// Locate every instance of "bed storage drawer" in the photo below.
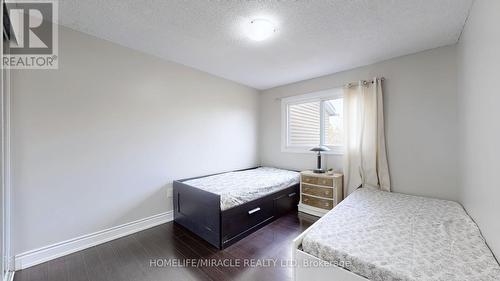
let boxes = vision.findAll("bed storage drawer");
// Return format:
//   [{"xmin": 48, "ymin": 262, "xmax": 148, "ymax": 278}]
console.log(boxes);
[
  {"xmin": 221, "ymin": 198, "xmax": 274, "ymax": 244},
  {"xmin": 274, "ymin": 190, "xmax": 299, "ymax": 216},
  {"xmin": 302, "ymin": 194, "xmax": 333, "ymax": 210}
]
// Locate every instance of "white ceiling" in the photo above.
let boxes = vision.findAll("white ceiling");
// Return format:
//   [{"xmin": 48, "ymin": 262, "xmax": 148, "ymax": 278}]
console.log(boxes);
[{"xmin": 59, "ymin": 0, "xmax": 473, "ymax": 90}]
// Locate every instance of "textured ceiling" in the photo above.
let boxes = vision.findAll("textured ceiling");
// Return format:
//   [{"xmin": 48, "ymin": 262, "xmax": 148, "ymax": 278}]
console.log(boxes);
[{"xmin": 59, "ymin": 0, "xmax": 473, "ymax": 90}]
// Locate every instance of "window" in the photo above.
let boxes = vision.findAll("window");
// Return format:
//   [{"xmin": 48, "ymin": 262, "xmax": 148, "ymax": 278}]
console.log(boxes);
[{"xmin": 281, "ymin": 89, "xmax": 344, "ymax": 154}]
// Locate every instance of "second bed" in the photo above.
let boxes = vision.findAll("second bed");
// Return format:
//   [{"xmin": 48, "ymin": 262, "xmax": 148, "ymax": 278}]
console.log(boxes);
[{"xmin": 293, "ymin": 188, "xmax": 500, "ymax": 281}]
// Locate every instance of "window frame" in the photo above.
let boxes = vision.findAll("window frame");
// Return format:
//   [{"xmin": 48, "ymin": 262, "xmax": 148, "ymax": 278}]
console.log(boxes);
[{"xmin": 281, "ymin": 88, "xmax": 344, "ymax": 155}]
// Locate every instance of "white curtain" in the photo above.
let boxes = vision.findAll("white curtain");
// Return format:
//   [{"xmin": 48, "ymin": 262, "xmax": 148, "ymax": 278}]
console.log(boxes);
[{"xmin": 343, "ymin": 78, "xmax": 391, "ymax": 196}]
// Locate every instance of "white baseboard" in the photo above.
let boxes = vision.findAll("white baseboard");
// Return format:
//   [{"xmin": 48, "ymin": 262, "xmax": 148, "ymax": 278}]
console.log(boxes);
[
  {"xmin": 3, "ymin": 271, "xmax": 14, "ymax": 281},
  {"xmin": 14, "ymin": 211, "xmax": 173, "ymax": 270}
]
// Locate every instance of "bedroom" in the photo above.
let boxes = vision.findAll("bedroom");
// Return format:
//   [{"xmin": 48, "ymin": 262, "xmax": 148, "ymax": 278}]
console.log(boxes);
[{"xmin": 0, "ymin": 0, "xmax": 499, "ymax": 281}]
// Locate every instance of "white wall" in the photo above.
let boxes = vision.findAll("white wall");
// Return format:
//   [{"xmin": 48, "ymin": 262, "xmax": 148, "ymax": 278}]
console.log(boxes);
[
  {"xmin": 457, "ymin": 0, "xmax": 500, "ymax": 257},
  {"xmin": 260, "ymin": 46, "xmax": 459, "ymax": 201},
  {"xmin": 11, "ymin": 26, "xmax": 259, "ymax": 255}
]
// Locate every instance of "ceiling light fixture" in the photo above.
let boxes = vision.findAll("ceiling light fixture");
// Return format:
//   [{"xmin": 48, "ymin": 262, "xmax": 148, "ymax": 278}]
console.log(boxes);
[{"xmin": 245, "ymin": 18, "xmax": 276, "ymax": 42}]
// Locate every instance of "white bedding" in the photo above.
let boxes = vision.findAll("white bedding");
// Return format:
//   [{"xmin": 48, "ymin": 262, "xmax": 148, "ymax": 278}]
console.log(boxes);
[
  {"xmin": 183, "ymin": 167, "xmax": 300, "ymax": 211},
  {"xmin": 302, "ymin": 188, "xmax": 500, "ymax": 281}
]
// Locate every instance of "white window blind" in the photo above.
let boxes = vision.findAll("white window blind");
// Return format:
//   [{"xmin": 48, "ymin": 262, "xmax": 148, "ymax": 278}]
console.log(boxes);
[{"xmin": 287, "ymin": 101, "xmax": 320, "ymax": 146}]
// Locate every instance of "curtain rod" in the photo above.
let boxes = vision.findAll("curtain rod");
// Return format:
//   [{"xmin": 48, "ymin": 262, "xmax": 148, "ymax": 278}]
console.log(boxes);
[
  {"xmin": 345, "ymin": 77, "xmax": 385, "ymax": 88},
  {"xmin": 274, "ymin": 77, "xmax": 385, "ymax": 101}
]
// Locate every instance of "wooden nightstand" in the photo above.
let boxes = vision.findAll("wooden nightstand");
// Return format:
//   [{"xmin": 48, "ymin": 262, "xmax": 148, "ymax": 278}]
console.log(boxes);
[{"xmin": 298, "ymin": 171, "xmax": 343, "ymax": 217}]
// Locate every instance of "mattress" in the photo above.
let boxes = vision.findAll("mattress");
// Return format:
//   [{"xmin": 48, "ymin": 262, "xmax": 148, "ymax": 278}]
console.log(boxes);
[
  {"xmin": 183, "ymin": 167, "xmax": 300, "ymax": 211},
  {"xmin": 301, "ymin": 188, "xmax": 500, "ymax": 281}
]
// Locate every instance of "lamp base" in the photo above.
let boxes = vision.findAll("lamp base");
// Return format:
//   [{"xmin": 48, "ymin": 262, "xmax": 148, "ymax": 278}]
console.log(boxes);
[{"xmin": 312, "ymin": 169, "xmax": 326, "ymax": 174}]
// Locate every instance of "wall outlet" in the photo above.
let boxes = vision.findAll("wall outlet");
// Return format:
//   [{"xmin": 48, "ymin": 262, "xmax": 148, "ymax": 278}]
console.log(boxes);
[{"xmin": 166, "ymin": 186, "xmax": 173, "ymax": 198}]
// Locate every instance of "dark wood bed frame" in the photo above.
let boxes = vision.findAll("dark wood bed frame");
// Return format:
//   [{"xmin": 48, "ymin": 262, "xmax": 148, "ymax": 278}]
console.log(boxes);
[{"xmin": 173, "ymin": 167, "xmax": 300, "ymax": 249}]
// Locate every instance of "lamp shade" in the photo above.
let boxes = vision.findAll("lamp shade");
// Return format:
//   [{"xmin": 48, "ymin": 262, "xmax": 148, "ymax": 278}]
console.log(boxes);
[{"xmin": 310, "ymin": 146, "xmax": 330, "ymax": 152}]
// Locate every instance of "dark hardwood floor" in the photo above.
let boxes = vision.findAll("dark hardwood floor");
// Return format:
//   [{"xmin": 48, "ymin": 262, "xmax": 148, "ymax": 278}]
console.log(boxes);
[{"xmin": 14, "ymin": 211, "xmax": 318, "ymax": 281}]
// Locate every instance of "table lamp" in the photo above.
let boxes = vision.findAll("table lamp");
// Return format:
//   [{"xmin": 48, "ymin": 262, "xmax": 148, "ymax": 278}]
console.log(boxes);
[{"xmin": 310, "ymin": 146, "xmax": 330, "ymax": 173}]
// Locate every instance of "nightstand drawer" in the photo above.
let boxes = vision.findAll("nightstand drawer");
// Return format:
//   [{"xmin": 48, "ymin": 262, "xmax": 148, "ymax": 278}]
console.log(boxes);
[
  {"xmin": 302, "ymin": 184, "xmax": 334, "ymax": 199},
  {"xmin": 301, "ymin": 175, "xmax": 317, "ymax": 185},
  {"xmin": 301, "ymin": 195, "xmax": 333, "ymax": 210},
  {"xmin": 316, "ymin": 177, "xmax": 333, "ymax": 186}
]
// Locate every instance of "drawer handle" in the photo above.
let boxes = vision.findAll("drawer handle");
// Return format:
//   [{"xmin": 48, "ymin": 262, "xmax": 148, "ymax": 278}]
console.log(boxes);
[
  {"xmin": 288, "ymin": 192, "xmax": 296, "ymax": 197},
  {"xmin": 304, "ymin": 198, "xmax": 309, "ymax": 202},
  {"xmin": 248, "ymin": 207, "xmax": 261, "ymax": 215}
]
